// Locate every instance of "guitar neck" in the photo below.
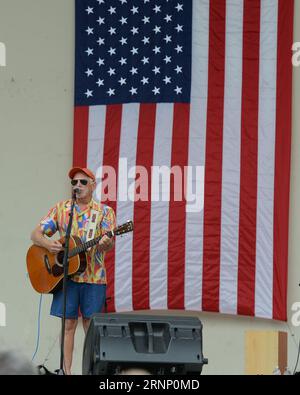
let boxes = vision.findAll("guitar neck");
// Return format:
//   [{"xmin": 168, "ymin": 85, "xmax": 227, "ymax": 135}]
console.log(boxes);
[{"xmin": 69, "ymin": 230, "xmax": 113, "ymax": 258}]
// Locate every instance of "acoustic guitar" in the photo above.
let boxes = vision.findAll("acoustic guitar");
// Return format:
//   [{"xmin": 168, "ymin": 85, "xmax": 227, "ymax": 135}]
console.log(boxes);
[{"xmin": 26, "ymin": 221, "xmax": 133, "ymax": 294}]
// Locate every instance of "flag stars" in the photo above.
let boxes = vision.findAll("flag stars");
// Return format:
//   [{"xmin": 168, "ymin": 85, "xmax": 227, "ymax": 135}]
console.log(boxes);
[
  {"xmin": 141, "ymin": 76, "xmax": 149, "ymax": 85},
  {"xmin": 175, "ymin": 45, "xmax": 183, "ymax": 53},
  {"xmin": 80, "ymin": 0, "xmax": 189, "ymax": 103},
  {"xmin": 142, "ymin": 36, "xmax": 150, "ymax": 44},
  {"xmin": 152, "ymin": 66, "xmax": 160, "ymax": 75},
  {"xmin": 130, "ymin": 67, "xmax": 138, "ymax": 75},
  {"xmin": 85, "ymin": 6, "xmax": 93, "ymax": 14},
  {"xmin": 119, "ymin": 17, "xmax": 127, "ymax": 25},
  {"xmin": 130, "ymin": 47, "xmax": 138, "ymax": 55},
  {"xmin": 175, "ymin": 65, "xmax": 183, "ymax": 73},
  {"xmin": 97, "ymin": 17, "xmax": 105, "ymax": 25},
  {"xmin": 174, "ymin": 86, "xmax": 182, "ymax": 94},
  {"xmin": 107, "ymin": 88, "xmax": 115, "ymax": 96},
  {"xmin": 85, "ymin": 47, "xmax": 93, "ymax": 56},
  {"xmin": 108, "ymin": 6, "xmax": 116, "ymax": 14},
  {"xmin": 97, "ymin": 37, "xmax": 105, "ymax": 46},
  {"xmin": 175, "ymin": 24, "xmax": 183, "ymax": 33},
  {"xmin": 131, "ymin": 6, "xmax": 139, "ymax": 14},
  {"xmin": 85, "ymin": 27, "xmax": 94, "ymax": 35},
  {"xmin": 163, "ymin": 35, "xmax": 172, "ymax": 43},
  {"xmin": 85, "ymin": 89, "xmax": 93, "ymax": 97},
  {"xmin": 119, "ymin": 57, "xmax": 127, "ymax": 65},
  {"xmin": 107, "ymin": 67, "xmax": 116, "ymax": 76},
  {"xmin": 153, "ymin": 46, "xmax": 161, "ymax": 54},
  {"xmin": 164, "ymin": 55, "xmax": 172, "ymax": 64},
  {"xmin": 96, "ymin": 78, "xmax": 104, "ymax": 87},
  {"xmin": 152, "ymin": 87, "xmax": 160, "ymax": 95},
  {"xmin": 175, "ymin": 3, "xmax": 184, "ymax": 12},
  {"xmin": 119, "ymin": 37, "xmax": 127, "ymax": 45},
  {"xmin": 85, "ymin": 68, "xmax": 93, "ymax": 77},
  {"xmin": 129, "ymin": 87, "xmax": 138, "ymax": 95},
  {"xmin": 153, "ymin": 26, "xmax": 161, "ymax": 34},
  {"xmin": 108, "ymin": 47, "xmax": 116, "ymax": 56},
  {"xmin": 142, "ymin": 16, "xmax": 150, "ymax": 24},
  {"xmin": 131, "ymin": 27, "xmax": 139, "ymax": 35},
  {"xmin": 141, "ymin": 56, "xmax": 149, "ymax": 65},
  {"xmin": 96, "ymin": 57, "xmax": 105, "ymax": 66},
  {"xmin": 163, "ymin": 76, "xmax": 171, "ymax": 84},
  {"xmin": 119, "ymin": 77, "xmax": 127, "ymax": 85},
  {"xmin": 108, "ymin": 27, "xmax": 116, "ymax": 35}
]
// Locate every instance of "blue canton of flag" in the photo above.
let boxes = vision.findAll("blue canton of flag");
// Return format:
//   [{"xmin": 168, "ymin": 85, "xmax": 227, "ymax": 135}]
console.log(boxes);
[{"xmin": 75, "ymin": 0, "xmax": 192, "ymax": 105}]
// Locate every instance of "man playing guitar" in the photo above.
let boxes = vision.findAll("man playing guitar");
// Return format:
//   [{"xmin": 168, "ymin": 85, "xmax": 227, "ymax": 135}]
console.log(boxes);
[{"xmin": 30, "ymin": 167, "xmax": 116, "ymax": 375}]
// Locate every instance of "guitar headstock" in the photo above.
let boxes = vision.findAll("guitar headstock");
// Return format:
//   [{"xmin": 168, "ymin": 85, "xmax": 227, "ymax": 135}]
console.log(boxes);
[{"xmin": 113, "ymin": 220, "xmax": 134, "ymax": 236}]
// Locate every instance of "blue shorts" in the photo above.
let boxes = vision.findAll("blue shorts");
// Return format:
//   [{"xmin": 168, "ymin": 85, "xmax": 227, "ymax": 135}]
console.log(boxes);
[{"xmin": 50, "ymin": 279, "xmax": 106, "ymax": 319}]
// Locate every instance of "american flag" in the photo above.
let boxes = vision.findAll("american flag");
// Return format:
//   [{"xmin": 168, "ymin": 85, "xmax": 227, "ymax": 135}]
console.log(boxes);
[{"xmin": 73, "ymin": 0, "xmax": 294, "ymax": 321}]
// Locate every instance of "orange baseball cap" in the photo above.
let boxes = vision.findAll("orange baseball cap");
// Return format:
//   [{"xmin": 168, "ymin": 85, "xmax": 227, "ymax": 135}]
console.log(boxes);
[{"xmin": 68, "ymin": 167, "xmax": 96, "ymax": 181}]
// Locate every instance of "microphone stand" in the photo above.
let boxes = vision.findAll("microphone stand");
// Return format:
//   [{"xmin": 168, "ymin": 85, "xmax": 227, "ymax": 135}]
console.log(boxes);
[{"xmin": 57, "ymin": 189, "xmax": 77, "ymax": 375}]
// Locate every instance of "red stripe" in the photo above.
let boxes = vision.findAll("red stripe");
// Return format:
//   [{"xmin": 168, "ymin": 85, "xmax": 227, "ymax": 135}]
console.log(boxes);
[
  {"xmin": 237, "ymin": 0, "xmax": 261, "ymax": 316},
  {"xmin": 73, "ymin": 106, "xmax": 89, "ymax": 319},
  {"xmin": 73, "ymin": 106, "xmax": 89, "ymax": 166},
  {"xmin": 202, "ymin": 0, "xmax": 226, "ymax": 312},
  {"xmin": 132, "ymin": 104, "xmax": 156, "ymax": 310},
  {"xmin": 168, "ymin": 104, "xmax": 190, "ymax": 309},
  {"xmin": 273, "ymin": 0, "xmax": 294, "ymax": 321},
  {"xmin": 101, "ymin": 105, "xmax": 123, "ymax": 313}
]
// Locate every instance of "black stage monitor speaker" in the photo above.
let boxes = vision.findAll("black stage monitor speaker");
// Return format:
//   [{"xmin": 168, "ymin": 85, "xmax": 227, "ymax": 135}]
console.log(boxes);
[{"xmin": 82, "ymin": 313, "xmax": 208, "ymax": 375}]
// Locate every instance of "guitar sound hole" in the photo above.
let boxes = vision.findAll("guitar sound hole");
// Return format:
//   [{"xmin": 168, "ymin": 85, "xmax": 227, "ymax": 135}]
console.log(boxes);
[
  {"xmin": 56, "ymin": 251, "xmax": 65, "ymax": 267},
  {"xmin": 52, "ymin": 265, "xmax": 63, "ymax": 277},
  {"xmin": 51, "ymin": 251, "xmax": 65, "ymax": 277}
]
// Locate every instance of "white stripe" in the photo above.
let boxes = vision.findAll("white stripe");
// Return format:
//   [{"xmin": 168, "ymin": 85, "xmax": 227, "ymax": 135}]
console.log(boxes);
[
  {"xmin": 184, "ymin": 0, "xmax": 209, "ymax": 311},
  {"xmin": 150, "ymin": 104, "xmax": 174, "ymax": 309},
  {"xmin": 219, "ymin": 0, "xmax": 243, "ymax": 315},
  {"xmin": 114, "ymin": 104, "xmax": 140, "ymax": 312},
  {"xmin": 87, "ymin": 105, "xmax": 106, "ymax": 179},
  {"xmin": 255, "ymin": 0, "xmax": 278, "ymax": 319}
]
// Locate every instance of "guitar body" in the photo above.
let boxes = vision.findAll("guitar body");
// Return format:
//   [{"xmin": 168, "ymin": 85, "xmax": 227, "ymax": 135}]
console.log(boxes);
[
  {"xmin": 27, "ymin": 220, "xmax": 133, "ymax": 294},
  {"xmin": 26, "ymin": 235, "xmax": 87, "ymax": 294}
]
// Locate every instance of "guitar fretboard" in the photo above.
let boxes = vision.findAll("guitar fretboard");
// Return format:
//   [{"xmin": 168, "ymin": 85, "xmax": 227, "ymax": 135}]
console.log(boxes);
[{"xmin": 68, "ymin": 231, "xmax": 113, "ymax": 258}]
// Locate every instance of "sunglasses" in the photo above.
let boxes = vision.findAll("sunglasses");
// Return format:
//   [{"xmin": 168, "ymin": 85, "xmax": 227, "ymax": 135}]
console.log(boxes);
[{"xmin": 71, "ymin": 179, "xmax": 89, "ymax": 186}]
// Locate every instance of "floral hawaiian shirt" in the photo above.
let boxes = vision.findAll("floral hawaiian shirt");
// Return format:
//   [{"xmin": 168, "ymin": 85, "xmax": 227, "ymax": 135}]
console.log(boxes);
[{"xmin": 39, "ymin": 199, "xmax": 116, "ymax": 284}]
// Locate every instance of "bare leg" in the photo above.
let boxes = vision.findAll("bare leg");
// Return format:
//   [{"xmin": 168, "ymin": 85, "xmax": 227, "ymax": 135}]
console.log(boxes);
[
  {"xmin": 62, "ymin": 319, "xmax": 78, "ymax": 375},
  {"xmin": 82, "ymin": 318, "xmax": 91, "ymax": 335}
]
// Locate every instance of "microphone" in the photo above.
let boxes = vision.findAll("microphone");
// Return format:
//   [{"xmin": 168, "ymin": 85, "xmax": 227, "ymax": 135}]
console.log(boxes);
[{"xmin": 73, "ymin": 188, "xmax": 80, "ymax": 198}]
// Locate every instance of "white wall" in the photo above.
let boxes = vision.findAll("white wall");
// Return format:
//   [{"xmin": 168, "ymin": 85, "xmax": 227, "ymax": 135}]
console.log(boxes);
[{"xmin": 0, "ymin": 0, "xmax": 300, "ymax": 375}]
